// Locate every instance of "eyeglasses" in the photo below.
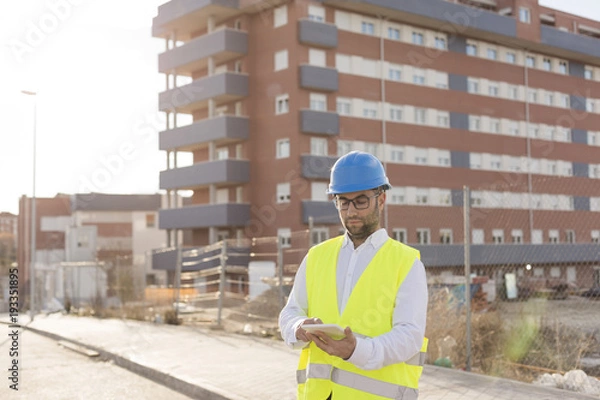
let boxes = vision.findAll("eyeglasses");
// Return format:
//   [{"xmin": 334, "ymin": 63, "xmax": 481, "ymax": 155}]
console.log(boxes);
[{"xmin": 334, "ymin": 193, "xmax": 381, "ymax": 210}]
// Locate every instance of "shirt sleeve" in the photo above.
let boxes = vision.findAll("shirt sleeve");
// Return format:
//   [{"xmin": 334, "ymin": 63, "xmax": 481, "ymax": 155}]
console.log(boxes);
[
  {"xmin": 346, "ymin": 257, "xmax": 428, "ymax": 370},
  {"xmin": 278, "ymin": 255, "xmax": 311, "ymax": 349}
]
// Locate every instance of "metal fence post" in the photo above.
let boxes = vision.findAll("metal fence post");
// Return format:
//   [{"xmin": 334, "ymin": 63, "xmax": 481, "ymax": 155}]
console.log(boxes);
[
  {"xmin": 217, "ymin": 240, "xmax": 227, "ymax": 326},
  {"xmin": 174, "ymin": 230, "xmax": 182, "ymax": 320},
  {"xmin": 463, "ymin": 186, "xmax": 472, "ymax": 372},
  {"xmin": 277, "ymin": 237, "xmax": 284, "ymax": 311},
  {"xmin": 308, "ymin": 216, "xmax": 314, "ymax": 248}
]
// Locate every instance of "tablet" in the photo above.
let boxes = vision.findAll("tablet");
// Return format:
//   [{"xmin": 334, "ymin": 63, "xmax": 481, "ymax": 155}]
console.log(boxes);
[{"xmin": 303, "ymin": 324, "xmax": 346, "ymax": 340}]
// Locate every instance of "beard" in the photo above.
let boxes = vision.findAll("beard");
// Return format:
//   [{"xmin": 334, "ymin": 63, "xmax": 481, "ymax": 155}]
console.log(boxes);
[{"xmin": 342, "ymin": 202, "xmax": 380, "ymax": 241}]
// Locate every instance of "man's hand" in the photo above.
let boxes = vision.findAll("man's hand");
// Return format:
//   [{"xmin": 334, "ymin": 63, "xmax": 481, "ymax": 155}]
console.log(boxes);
[
  {"xmin": 305, "ymin": 326, "xmax": 357, "ymax": 360},
  {"xmin": 295, "ymin": 317, "xmax": 323, "ymax": 342}
]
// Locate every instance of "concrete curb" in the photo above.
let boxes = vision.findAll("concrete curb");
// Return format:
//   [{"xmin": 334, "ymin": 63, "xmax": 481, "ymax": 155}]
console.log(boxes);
[{"xmin": 7, "ymin": 321, "xmax": 234, "ymax": 400}]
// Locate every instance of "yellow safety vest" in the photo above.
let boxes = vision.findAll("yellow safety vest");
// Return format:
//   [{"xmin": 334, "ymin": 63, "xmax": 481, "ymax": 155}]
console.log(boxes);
[{"xmin": 297, "ymin": 236, "xmax": 428, "ymax": 400}]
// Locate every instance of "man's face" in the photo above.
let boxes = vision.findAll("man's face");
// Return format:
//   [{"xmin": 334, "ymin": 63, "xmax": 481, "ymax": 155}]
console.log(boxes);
[{"xmin": 335, "ymin": 189, "xmax": 384, "ymax": 241}]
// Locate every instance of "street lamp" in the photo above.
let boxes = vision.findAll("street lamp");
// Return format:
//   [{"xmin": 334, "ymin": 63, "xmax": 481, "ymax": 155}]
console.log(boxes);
[{"xmin": 22, "ymin": 90, "xmax": 37, "ymax": 320}]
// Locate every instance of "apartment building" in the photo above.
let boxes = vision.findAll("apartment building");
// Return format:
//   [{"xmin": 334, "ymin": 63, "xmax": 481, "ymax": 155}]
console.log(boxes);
[
  {"xmin": 17, "ymin": 193, "xmax": 166, "ymax": 308},
  {"xmin": 152, "ymin": 0, "xmax": 600, "ymax": 289}
]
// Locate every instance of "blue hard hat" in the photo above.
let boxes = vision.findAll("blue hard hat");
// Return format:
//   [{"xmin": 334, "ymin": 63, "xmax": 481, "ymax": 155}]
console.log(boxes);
[{"xmin": 327, "ymin": 151, "xmax": 392, "ymax": 195}]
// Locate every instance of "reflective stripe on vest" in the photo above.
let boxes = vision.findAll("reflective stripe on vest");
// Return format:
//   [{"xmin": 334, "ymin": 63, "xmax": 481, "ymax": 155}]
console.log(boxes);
[{"xmin": 297, "ymin": 363, "xmax": 419, "ymax": 399}]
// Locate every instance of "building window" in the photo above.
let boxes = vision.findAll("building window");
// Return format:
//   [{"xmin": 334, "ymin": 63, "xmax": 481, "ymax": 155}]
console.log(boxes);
[
  {"xmin": 276, "ymin": 138, "xmax": 290, "ymax": 159},
  {"xmin": 519, "ymin": 7, "xmax": 531, "ymax": 23},
  {"xmin": 388, "ymin": 27, "xmax": 400, "ymax": 40},
  {"xmin": 415, "ymin": 150, "xmax": 428, "ymax": 165},
  {"xmin": 549, "ymin": 229, "xmax": 559, "ymax": 243},
  {"xmin": 389, "ymin": 106, "xmax": 402, "ymax": 122},
  {"xmin": 310, "ymin": 93, "xmax": 327, "ymax": 111},
  {"xmin": 336, "ymin": 54, "xmax": 351, "ymax": 73},
  {"xmin": 412, "ymin": 69, "xmax": 426, "ymax": 85},
  {"xmin": 586, "ymin": 99, "xmax": 595, "ymax": 113},
  {"xmin": 506, "ymin": 52, "xmax": 516, "ymax": 64},
  {"xmin": 308, "ymin": 5, "xmax": 325, "ymax": 22},
  {"xmin": 437, "ymin": 113, "xmax": 449, "ymax": 128},
  {"xmin": 388, "ymin": 65, "xmax": 402, "ymax": 81},
  {"xmin": 393, "ymin": 228, "xmax": 407, "ymax": 243},
  {"xmin": 312, "ymin": 227, "xmax": 329, "ymax": 245},
  {"xmin": 274, "ymin": 5, "xmax": 287, "ymax": 28},
  {"xmin": 488, "ymin": 84, "xmax": 499, "ymax": 97},
  {"xmin": 560, "ymin": 94, "xmax": 570, "ymax": 108},
  {"xmin": 234, "ymin": 19, "xmax": 242, "ymax": 30},
  {"xmin": 276, "ymin": 183, "xmax": 291, "ymax": 203},
  {"xmin": 414, "ymin": 108, "xmax": 427, "ymax": 125},
  {"xmin": 365, "ymin": 143, "xmax": 379, "ymax": 158},
  {"xmin": 311, "ymin": 182, "xmax": 328, "ymax": 201},
  {"xmin": 275, "ymin": 94, "xmax": 289, "ymax": 114},
  {"xmin": 310, "ymin": 137, "xmax": 328, "ymax": 156},
  {"xmin": 470, "ymin": 154, "xmax": 482, "ymax": 169},
  {"xmin": 146, "ymin": 213, "xmax": 156, "ymax": 228},
  {"xmin": 417, "ymin": 228, "xmax": 430, "ymax": 245},
  {"xmin": 542, "ymin": 58, "xmax": 552, "ymax": 71},
  {"xmin": 469, "ymin": 116, "xmax": 481, "ymax": 131},
  {"xmin": 487, "ymin": 48, "xmax": 497, "ymax": 60},
  {"xmin": 361, "ymin": 21, "xmax": 375, "ymax": 35},
  {"xmin": 585, "ymin": 68, "xmax": 594, "ymax": 80},
  {"xmin": 592, "ymin": 230, "xmax": 600, "ymax": 243},
  {"xmin": 467, "ymin": 79, "xmax": 479, "ymax": 94},
  {"xmin": 509, "ymin": 122, "xmax": 519, "ymax": 136},
  {"xmin": 532, "ymin": 229, "xmax": 543, "ymax": 244},
  {"xmin": 435, "ymin": 72, "xmax": 448, "ymax": 89},
  {"xmin": 490, "ymin": 155, "xmax": 501, "ymax": 170},
  {"xmin": 508, "ymin": 86, "xmax": 518, "ymax": 100},
  {"xmin": 435, "ymin": 37, "xmax": 446, "ymax": 50},
  {"xmin": 390, "ymin": 148, "xmax": 404, "ymax": 162},
  {"xmin": 336, "ymin": 97, "xmax": 352, "ymax": 115},
  {"xmin": 528, "ymin": 89, "xmax": 537, "ymax": 103},
  {"xmin": 389, "ymin": 188, "xmax": 405, "ymax": 204},
  {"xmin": 278, "ymin": 228, "xmax": 291, "ymax": 248},
  {"xmin": 490, "ymin": 119, "xmax": 501, "ymax": 133},
  {"xmin": 544, "ymin": 92, "xmax": 554, "ymax": 106},
  {"xmin": 526, "ymin": 56, "xmax": 535, "ymax": 68},
  {"xmin": 440, "ymin": 229, "xmax": 453, "ymax": 244},
  {"xmin": 438, "ymin": 150, "xmax": 450, "ymax": 166},
  {"xmin": 309, "ymin": 48, "xmax": 326, "ymax": 67},
  {"xmin": 412, "ymin": 32, "xmax": 424, "ymax": 45},
  {"xmin": 559, "ymin": 61, "xmax": 568, "ymax": 74},
  {"xmin": 337, "ymin": 140, "xmax": 352, "ymax": 156},
  {"xmin": 472, "ymin": 229, "xmax": 484, "ymax": 244},
  {"xmin": 466, "ymin": 44, "xmax": 477, "ymax": 56},
  {"xmin": 511, "ymin": 229, "xmax": 523, "ymax": 243},
  {"xmin": 492, "ymin": 229, "xmax": 504, "ymax": 244},
  {"xmin": 565, "ymin": 230, "xmax": 576, "ymax": 243},
  {"xmin": 216, "ymin": 147, "xmax": 229, "ymax": 160},
  {"xmin": 363, "ymin": 101, "xmax": 378, "ymax": 119},
  {"xmin": 274, "ymin": 49, "xmax": 288, "ymax": 71}
]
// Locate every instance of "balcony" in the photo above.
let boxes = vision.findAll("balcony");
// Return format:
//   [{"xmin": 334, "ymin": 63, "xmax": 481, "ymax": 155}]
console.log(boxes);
[
  {"xmin": 302, "ymin": 200, "xmax": 338, "ymax": 225},
  {"xmin": 159, "ymin": 159, "xmax": 250, "ymax": 190},
  {"xmin": 299, "ymin": 65, "xmax": 338, "ymax": 92},
  {"xmin": 300, "ymin": 109, "xmax": 339, "ymax": 135},
  {"xmin": 159, "ymin": 72, "xmax": 248, "ymax": 113},
  {"xmin": 152, "ymin": 244, "xmax": 250, "ymax": 272},
  {"xmin": 301, "ymin": 155, "xmax": 338, "ymax": 179},
  {"xmin": 541, "ymin": 25, "xmax": 600, "ymax": 59},
  {"xmin": 323, "ymin": 0, "xmax": 516, "ymax": 38},
  {"xmin": 152, "ymin": 0, "xmax": 241, "ymax": 40},
  {"xmin": 159, "ymin": 115, "xmax": 249, "ymax": 151},
  {"xmin": 159, "ymin": 203, "xmax": 250, "ymax": 229},
  {"xmin": 159, "ymin": 28, "xmax": 248, "ymax": 76},
  {"xmin": 298, "ymin": 19, "xmax": 338, "ymax": 48}
]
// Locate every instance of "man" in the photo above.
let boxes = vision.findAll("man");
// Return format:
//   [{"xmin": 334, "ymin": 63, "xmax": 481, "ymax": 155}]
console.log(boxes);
[{"xmin": 279, "ymin": 151, "xmax": 428, "ymax": 400}]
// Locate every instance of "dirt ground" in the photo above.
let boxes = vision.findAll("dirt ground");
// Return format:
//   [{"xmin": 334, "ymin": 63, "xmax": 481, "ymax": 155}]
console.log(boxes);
[{"xmin": 496, "ymin": 296, "xmax": 600, "ymax": 340}]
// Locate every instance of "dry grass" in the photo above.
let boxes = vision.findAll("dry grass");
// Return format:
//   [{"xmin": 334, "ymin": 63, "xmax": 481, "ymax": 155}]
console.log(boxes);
[{"xmin": 425, "ymin": 288, "xmax": 600, "ymax": 382}]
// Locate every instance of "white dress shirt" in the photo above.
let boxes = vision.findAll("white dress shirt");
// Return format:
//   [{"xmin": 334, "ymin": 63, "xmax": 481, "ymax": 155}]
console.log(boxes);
[{"xmin": 278, "ymin": 228, "xmax": 428, "ymax": 371}]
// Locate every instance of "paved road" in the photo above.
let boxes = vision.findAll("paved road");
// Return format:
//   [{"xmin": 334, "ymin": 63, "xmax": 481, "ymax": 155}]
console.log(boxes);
[{"xmin": 0, "ymin": 329, "xmax": 192, "ymax": 400}]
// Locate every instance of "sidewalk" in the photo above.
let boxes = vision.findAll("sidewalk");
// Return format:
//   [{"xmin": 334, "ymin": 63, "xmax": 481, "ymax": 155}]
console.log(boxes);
[{"xmin": 3, "ymin": 313, "xmax": 597, "ymax": 400}]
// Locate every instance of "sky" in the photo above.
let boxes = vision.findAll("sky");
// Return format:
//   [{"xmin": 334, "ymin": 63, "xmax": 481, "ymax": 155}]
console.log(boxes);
[{"xmin": 0, "ymin": 0, "xmax": 599, "ymax": 215}]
